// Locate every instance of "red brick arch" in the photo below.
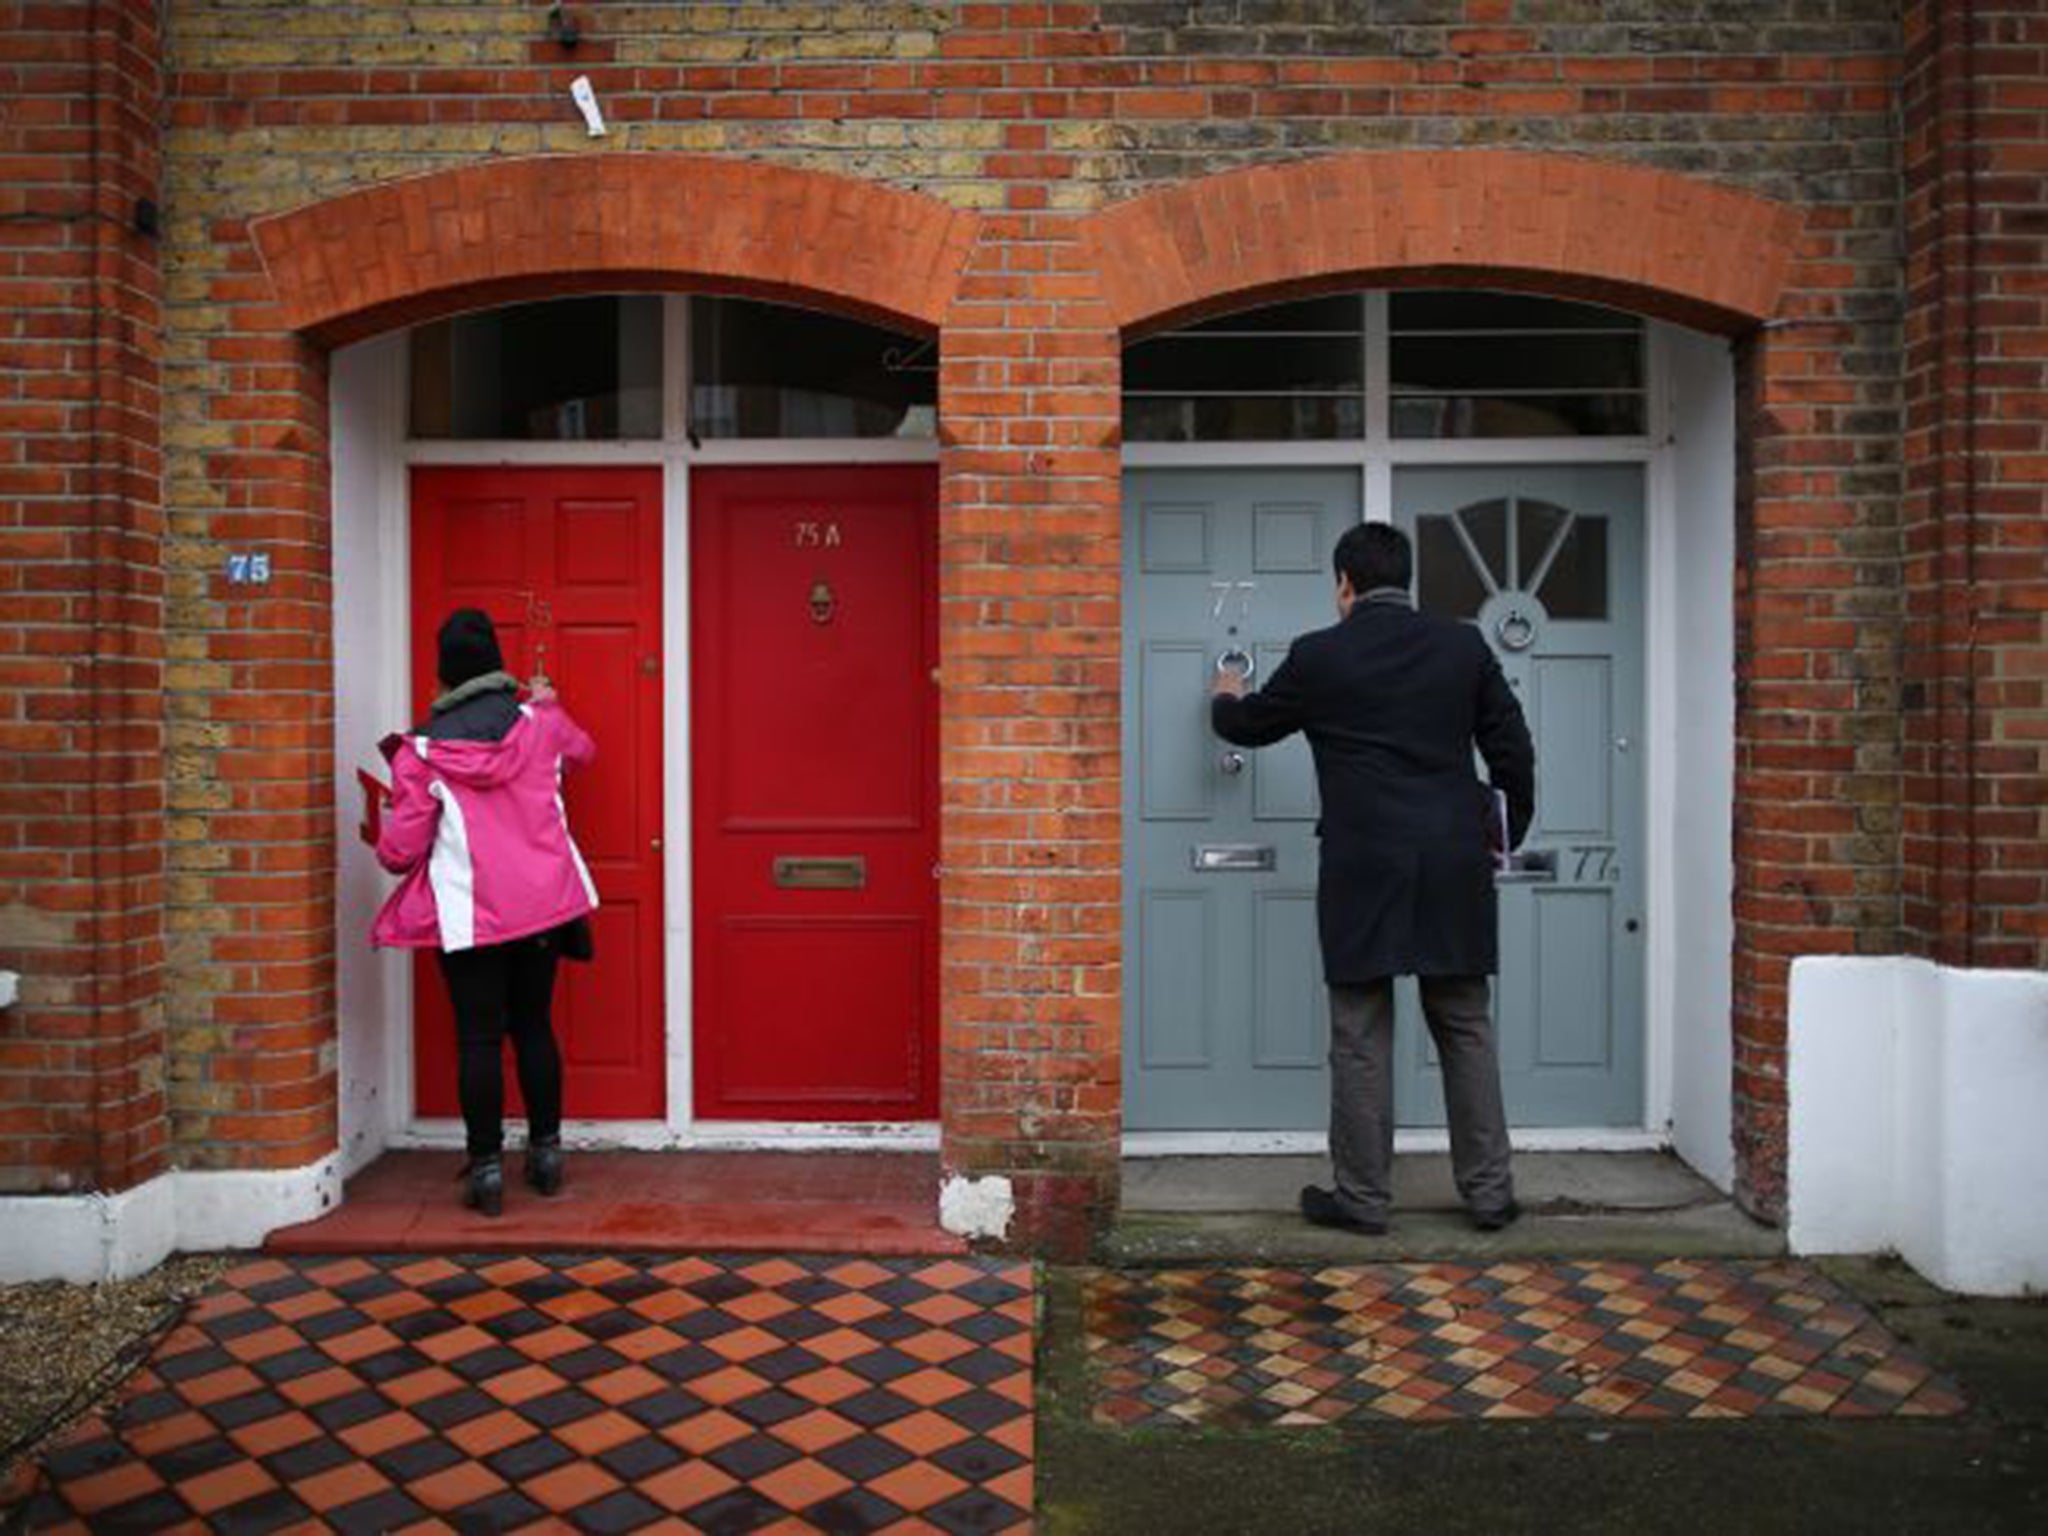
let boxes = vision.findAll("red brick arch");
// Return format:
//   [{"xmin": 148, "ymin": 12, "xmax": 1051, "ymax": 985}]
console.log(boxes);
[
  {"xmin": 250, "ymin": 154, "xmax": 981, "ymax": 344},
  {"xmin": 1082, "ymin": 149, "xmax": 1804, "ymax": 335}
]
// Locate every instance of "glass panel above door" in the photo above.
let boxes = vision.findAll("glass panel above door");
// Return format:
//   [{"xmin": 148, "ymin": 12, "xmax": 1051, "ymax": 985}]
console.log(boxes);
[
  {"xmin": 1388, "ymin": 290, "xmax": 1646, "ymax": 439},
  {"xmin": 1119, "ymin": 288, "xmax": 1648, "ymax": 444},
  {"xmin": 689, "ymin": 297, "xmax": 936, "ymax": 439},
  {"xmin": 409, "ymin": 296, "xmax": 663, "ymax": 441},
  {"xmin": 1123, "ymin": 294, "xmax": 1364, "ymax": 443}
]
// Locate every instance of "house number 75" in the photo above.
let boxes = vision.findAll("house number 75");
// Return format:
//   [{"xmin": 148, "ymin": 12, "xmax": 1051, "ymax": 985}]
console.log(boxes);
[{"xmin": 794, "ymin": 521, "xmax": 842, "ymax": 549}]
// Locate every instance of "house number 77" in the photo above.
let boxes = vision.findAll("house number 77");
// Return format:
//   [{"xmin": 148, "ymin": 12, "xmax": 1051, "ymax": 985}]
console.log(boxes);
[{"xmin": 794, "ymin": 521, "xmax": 842, "ymax": 549}]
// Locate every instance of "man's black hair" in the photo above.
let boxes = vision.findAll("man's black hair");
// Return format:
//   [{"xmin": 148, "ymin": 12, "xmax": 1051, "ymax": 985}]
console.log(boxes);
[{"xmin": 1333, "ymin": 522, "xmax": 1413, "ymax": 594}]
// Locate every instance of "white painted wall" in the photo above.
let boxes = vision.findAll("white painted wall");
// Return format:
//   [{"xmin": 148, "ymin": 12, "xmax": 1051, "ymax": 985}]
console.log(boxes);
[
  {"xmin": 1790, "ymin": 955, "xmax": 2048, "ymax": 1296},
  {"xmin": 1664, "ymin": 328, "xmax": 1737, "ymax": 1191},
  {"xmin": 0, "ymin": 1160, "xmax": 342, "ymax": 1284},
  {"xmin": 331, "ymin": 334, "xmax": 409, "ymax": 1177}
]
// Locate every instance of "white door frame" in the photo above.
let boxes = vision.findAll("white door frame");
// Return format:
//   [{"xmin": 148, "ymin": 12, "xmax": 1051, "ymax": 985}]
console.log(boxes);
[
  {"xmin": 1119, "ymin": 297, "xmax": 1713, "ymax": 1158},
  {"xmin": 334, "ymin": 295, "xmax": 942, "ymax": 1158}
]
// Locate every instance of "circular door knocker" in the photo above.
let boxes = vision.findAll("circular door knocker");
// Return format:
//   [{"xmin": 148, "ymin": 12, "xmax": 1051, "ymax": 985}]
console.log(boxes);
[
  {"xmin": 1215, "ymin": 648, "xmax": 1255, "ymax": 683},
  {"xmin": 809, "ymin": 579, "xmax": 836, "ymax": 625},
  {"xmin": 1495, "ymin": 608, "xmax": 1537, "ymax": 653}
]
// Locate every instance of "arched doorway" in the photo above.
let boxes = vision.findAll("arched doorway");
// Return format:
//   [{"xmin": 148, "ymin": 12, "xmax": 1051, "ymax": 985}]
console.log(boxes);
[
  {"xmin": 248, "ymin": 156, "xmax": 978, "ymax": 1172},
  {"xmin": 1081, "ymin": 150, "xmax": 1802, "ymax": 1200}
]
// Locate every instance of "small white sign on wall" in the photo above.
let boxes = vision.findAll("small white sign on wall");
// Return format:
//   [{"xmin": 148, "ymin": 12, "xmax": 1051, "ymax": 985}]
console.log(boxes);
[{"xmin": 224, "ymin": 551, "xmax": 272, "ymax": 586}]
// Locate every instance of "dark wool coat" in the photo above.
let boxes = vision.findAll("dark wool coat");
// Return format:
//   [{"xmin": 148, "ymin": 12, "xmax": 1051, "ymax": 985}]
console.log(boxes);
[{"xmin": 1212, "ymin": 593, "xmax": 1536, "ymax": 983}]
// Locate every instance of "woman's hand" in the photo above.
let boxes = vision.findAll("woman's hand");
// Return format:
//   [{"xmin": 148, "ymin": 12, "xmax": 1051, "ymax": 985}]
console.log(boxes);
[{"xmin": 527, "ymin": 677, "xmax": 557, "ymax": 706}]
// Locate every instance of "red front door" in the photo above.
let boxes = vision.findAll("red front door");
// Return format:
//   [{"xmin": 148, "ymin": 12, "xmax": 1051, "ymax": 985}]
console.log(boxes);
[
  {"xmin": 691, "ymin": 466, "xmax": 939, "ymax": 1120},
  {"xmin": 409, "ymin": 466, "xmax": 665, "ymax": 1121}
]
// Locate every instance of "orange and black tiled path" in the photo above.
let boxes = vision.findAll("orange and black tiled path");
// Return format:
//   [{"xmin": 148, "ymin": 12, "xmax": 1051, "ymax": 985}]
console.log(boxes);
[
  {"xmin": 14, "ymin": 1253, "xmax": 1033, "ymax": 1534},
  {"xmin": 1087, "ymin": 1259, "xmax": 1965, "ymax": 1428}
]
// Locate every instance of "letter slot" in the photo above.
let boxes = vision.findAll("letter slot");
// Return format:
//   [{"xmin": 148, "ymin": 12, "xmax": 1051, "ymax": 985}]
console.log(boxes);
[
  {"xmin": 1495, "ymin": 849, "xmax": 1558, "ymax": 885},
  {"xmin": 773, "ymin": 856, "xmax": 867, "ymax": 890},
  {"xmin": 1191, "ymin": 843, "xmax": 1276, "ymax": 873}
]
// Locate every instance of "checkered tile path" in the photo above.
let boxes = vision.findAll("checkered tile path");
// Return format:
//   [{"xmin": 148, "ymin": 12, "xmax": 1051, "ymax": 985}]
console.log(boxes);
[
  {"xmin": 12, "ymin": 1253, "xmax": 1033, "ymax": 1534},
  {"xmin": 1087, "ymin": 1259, "xmax": 1965, "ymax": 1428}
]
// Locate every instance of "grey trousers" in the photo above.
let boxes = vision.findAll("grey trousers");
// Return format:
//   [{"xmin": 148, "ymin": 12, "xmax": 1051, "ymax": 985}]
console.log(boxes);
[{"xmin": 1327, "ymin": 976, "xmax": 1514, "ymax": 1222}]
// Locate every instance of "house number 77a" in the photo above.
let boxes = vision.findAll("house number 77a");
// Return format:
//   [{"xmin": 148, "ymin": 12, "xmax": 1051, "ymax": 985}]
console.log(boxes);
[{"xmin": 794, "ymin": 521, "xmax": 842, "ymax": 548}]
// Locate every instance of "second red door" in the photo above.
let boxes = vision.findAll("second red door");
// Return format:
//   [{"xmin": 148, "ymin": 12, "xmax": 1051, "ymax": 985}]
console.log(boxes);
[{"xmin": 691, "ymin": 466, "xmax": 940, "ymax": 1121}]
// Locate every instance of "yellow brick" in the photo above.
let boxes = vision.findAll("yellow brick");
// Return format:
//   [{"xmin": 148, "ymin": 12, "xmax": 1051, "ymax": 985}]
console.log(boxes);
[
  {"xmin": 165, "ymin": 663, "xmax": 231, "ymax": 693},
  {"xmin": 944, "ymin": 183, "xmax": 1005, "ymax": 211}
]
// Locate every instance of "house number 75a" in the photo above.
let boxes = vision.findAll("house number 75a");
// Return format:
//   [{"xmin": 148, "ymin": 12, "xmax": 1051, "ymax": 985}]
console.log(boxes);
[{"xmin": 794, "ymin": 521, "xmax": 842, "ymax": 549}]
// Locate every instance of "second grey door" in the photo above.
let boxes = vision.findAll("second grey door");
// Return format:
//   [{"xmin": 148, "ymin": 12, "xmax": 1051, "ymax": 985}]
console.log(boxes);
[{"xmin": 1394, "ymin": 464, "xmax": 1647, "ymax": 1128}]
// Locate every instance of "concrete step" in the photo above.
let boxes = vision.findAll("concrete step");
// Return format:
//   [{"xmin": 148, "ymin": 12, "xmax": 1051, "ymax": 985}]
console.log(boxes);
[{"xmin": 1105, "ymin": 1151, "xmax": 1784, "ymax": 1264}]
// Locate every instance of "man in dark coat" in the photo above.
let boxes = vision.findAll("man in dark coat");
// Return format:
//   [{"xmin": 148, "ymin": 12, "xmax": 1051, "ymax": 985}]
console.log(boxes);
[{"xmin": 1212, "ymin": 522, "xmax": 1535, "ymax": 1234}]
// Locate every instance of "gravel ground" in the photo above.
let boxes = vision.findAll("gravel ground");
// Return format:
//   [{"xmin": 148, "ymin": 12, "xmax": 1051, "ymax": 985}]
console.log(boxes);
[{"xmin": 0, "ymin": 1254, "xmax": 229, "ymax": 1484}]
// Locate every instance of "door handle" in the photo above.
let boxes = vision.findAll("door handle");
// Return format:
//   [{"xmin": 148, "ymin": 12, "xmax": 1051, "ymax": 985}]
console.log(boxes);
[
  {"xmin": 1191, "ymin": 843, "xmax": 1275, "ymax": 872},
  {"xmin": 1495, "ymin": 849, "xmax": 1558, "ymax": 884},
  {"xmin": 1215, "ymin": 648, "xmax": 1255, "ymax": 683}
]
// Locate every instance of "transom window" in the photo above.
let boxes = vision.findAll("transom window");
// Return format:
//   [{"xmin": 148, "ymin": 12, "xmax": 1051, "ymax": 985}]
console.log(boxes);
[
  {"xmin": 1122, "ymin": 289, "xmax": 1646, "ymax": 444},
  {"xmin": 407, "ymin": 296, "xmax": 937, "ymax": 442}
]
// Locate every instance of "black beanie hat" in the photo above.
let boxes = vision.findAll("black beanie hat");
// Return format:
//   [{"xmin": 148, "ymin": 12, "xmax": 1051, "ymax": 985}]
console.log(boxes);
[{"xmin": 437, "ymin": 608, "xmax": 503, "ymax": 689}]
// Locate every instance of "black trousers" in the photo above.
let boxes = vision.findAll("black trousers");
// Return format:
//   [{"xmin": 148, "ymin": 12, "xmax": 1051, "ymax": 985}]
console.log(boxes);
[{"xmin": 436, "ymin": 934, "xmax": 564, "ymax": 1159}]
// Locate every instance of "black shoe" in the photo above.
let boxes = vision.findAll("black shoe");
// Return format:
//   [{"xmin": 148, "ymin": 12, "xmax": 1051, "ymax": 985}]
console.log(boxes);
[
  {"xmin": 1300, "ymin": 1185, "xmax": 1388, "ymax": 1237},
  {"xmin": 460, "ymin": 1155, "xmax": 503, "ymax": 1217},
  {"xmin": 525, "ymin": 1137, "xmax": 564, "ymax": 1197},
  {"xmin": 1473, "ymin": 1200, "xmax": 1520, "ymax": 1233}
]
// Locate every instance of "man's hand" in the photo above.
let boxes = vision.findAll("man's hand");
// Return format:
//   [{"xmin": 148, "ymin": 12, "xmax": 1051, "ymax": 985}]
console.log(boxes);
[{"xmin": 1212, "ymin": 670, "xmax": 1247, "ymax": 700}]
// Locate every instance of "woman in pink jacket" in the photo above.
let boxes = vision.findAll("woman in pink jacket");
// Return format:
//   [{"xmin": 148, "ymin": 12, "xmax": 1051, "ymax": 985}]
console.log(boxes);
[{"xmin": 372, "ymin": 609, "xmax": 597, "ymax": 1216}]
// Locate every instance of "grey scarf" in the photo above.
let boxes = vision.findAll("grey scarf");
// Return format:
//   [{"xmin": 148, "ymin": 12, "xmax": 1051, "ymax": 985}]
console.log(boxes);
[{"xmin": 430, "ymin": 670, "xmax": 521, "ymax": 714}]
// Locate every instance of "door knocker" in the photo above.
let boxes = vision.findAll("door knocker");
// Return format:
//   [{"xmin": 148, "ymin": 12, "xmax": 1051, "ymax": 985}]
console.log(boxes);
[
  {"xmin": 1215, "ymin": 647, "xmax": 1255, "ymax": 683},
  {"xmin": 521, "ymin": 590, "xmax": 555, "ymax": 686},
  {"xmin": 1495, "ymin": 608, "xmax": 1536, "ymax": 653},
  {"xmin": 809, "ymin": 579, "xmax": 836, "ymax": 625}
]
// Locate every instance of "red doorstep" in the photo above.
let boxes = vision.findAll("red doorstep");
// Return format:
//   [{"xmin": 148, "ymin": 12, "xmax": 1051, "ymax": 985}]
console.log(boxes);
[{"xmin": 267, "ymin": 1151, "xmax": 967, "ymax": 1256}]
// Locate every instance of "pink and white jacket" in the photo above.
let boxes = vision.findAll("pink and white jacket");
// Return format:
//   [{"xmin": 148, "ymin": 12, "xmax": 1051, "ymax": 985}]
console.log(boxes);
[{"xmin": 370, "ymin": 700, "xmax": 598, "ymax": 951}]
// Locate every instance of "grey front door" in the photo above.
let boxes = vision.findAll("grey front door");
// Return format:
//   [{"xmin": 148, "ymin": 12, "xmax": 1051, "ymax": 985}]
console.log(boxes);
[
  {"xmin": 1122, "ymin": 464, "xmax": 1646, "ymax": 1133},
  {"xmin": 1122, "ymin": 468, "xmax": 1359, "ymax": 1130},
  {"xmin": 1394, "ymin": 465, "xmax": 1646, "ymax": 1127}
]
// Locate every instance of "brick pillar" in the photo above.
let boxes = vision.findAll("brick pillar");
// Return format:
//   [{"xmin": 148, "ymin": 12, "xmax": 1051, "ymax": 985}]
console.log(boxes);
[
  {"xmin": 0, "ymin": 0, "xmax": 166, "ymax": 1195},
  {"xmin": 163, "ymin": 307, "xmax": 337, "ymax": 1173},
  {"xmin": 1901, "ymin": 1, "xmax": 2048, "ymax": 970},
  {"xmin": 1732, "ymin": 299, "xmax": 1905, "ymax": 1221},
  {"xmin": 937, "ymin": 213, "xmax": 1122, "ymax": 1261}
]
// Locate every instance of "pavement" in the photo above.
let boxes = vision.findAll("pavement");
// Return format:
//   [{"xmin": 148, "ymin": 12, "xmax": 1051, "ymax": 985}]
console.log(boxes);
[
  {"xmin": 5, "ymin": 1151, "xmax": 2046, "ymax": 1533},
  {"xmin": 1036, "ymin": 1254, "xmax": 2048, "ymax": 1535},
  {"xmin": 1052, "ymin": 1152, "xmax": 2046, "ymax": 1533},
  {"xmin": 5, "ymin": 1252, "xmax": 1034, "ymax": 1533}
]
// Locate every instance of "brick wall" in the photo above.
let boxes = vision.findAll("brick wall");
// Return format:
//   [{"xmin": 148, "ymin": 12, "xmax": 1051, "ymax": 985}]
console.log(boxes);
[
  {"xmin": 1900, "ymin": 1, "xmax": 2048, "ymax": 974},
  {"xmin": 11, "ymin": 0, "xmax": 1947, "ymax": 1238},
  {"xmin": 0, "ymin": 0, "xmax": 164, "ymax": 1194}
]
